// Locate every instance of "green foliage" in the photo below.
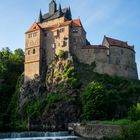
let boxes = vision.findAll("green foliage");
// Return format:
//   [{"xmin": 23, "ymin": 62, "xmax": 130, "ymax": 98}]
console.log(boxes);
[
  {"xmin": 63, "ymin": 63, "xmax": 81, "ymax": 89},
  {"xmin": 63, "ymin": 67, "xmax": 76, "ymax": 78},
  {"xmin": 128, "ymin": 103, "xmax": 140, "ymax": 121},
  {"xmin": 102, "ymin": 137, "xmax": 123, "ymax": 140},
  {"xmin": 0, "ymin": 47, "xmax": 24, "ymax": 130},
  {"xmin": 81, "ymin": 82, "xmax": 107, "ymax": 120},
  {"xmin": 45, "ymin": 92, "xmax": 74, "ymax": 112},
  {"xmin": 22, "ymin": 97, "xmax": 43, "ymax": 118},
  {"xmin": 67, "ymin": 77, "xmax": 81, "ymax": 88},
  {"xmin": 121, "ymin": 120, "xmax": 140, "ymax": 140},
  {"xmin": 58, "ymin": 50, "xmax": 67, "ymax": 59},
  {"xmin": 101, "ymin": 119, "xmax": 131, "ymax": 125}
]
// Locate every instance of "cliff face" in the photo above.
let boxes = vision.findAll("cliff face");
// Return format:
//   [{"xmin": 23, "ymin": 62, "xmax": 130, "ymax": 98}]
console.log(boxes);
[{"xmin": 18, "ymin": 58, "xmax": 81, "ymax": 130}]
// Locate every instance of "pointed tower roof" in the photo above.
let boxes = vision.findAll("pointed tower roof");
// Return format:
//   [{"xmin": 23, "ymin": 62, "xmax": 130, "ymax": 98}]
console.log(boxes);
[
  {"xmin": 59, "ymin": 4, "xmax": 62, "ymax": 12},
  {"xmin": 68, "ymin": 6, "xmax": 72, "ymax": 20},
  {"xmin": 58, "ymin": 3, "xmax": 62, "ymax": 16},
  {"xmin": 38, "ymin": 10, "xmax": 43, "ymax": 23}
]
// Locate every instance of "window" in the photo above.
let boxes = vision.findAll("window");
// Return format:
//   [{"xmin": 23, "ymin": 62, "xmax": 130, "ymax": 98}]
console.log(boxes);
[
  {"xmin": 28, "ymin": 50, "xmax": 30, "ymax": 55},
  {"xmin": 116, "ymin": 58, "xmax": 120, "ymax": 65},
  {"xmin": 60, "ymin": 28, "xmax": 64, "ymax": 32},
  {"xmin": 53, "ymin": 30, "xmax": 58, "ymax": 36},
  {"xmin": 131, "ymin": 53, "xmax": 133, "ymax": 58},
  {"xmin": 33, "ymin": 49, "xmax": 35, "ymax": 54},
  {"xmin": 28, "ymin": 34, "xmax": 32, "ymax": 38},
  {"xmin": 72, "ymin": 29, "xmax": 78, "ymax": 33},
  {"xmin": 33, "ymin": 32, "xmax": 37, "ymax": 37},
  {"xmin": 63, "ymin": 41, "xmax": 67, "ymax": 47},
  {"xmin": 121, "ymin": 49, "xmax": 124, "ymax": 55}
]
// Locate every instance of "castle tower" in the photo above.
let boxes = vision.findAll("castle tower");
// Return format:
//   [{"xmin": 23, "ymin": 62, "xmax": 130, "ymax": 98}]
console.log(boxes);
[
  {"xmin": 49, "ymin": 0, "xmax": 57, "ymax": 15},
  {"xmin": 24, "ymin": 23, "xmax": 43, "ymax": 81}
]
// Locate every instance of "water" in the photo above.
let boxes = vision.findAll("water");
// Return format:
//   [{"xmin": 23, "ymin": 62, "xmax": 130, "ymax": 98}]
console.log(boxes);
[{"xmin": 0, "ymin": 131, "xmax": 82, "ymax": 140}]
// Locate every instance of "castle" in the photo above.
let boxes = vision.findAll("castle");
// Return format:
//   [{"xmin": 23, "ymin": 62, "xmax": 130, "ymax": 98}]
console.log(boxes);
[{"xmin": 24, "ymin": 0, "xmax": 138, "ymax": 81}]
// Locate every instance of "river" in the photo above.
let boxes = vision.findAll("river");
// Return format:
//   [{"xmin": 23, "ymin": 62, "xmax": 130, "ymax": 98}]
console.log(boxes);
[{"xmin": 0, "ymin": 131, "xmax": 83, "ymax": 140}]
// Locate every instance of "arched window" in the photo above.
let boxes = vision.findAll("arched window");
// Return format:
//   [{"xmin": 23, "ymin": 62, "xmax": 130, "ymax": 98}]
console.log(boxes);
[
  {"xmin": 33, "ymin": 49, "xmax": 35, "ymax": 54},
  {"xmin": 28, "ymin": 50, "xmax": 30, "ymax": 55}
]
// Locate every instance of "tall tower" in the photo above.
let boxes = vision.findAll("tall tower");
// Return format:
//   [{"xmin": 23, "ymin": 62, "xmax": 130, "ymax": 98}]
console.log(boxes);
[
  {"xmin": 24, "ymin": 23, "xmax": 43, "ymax": 81},
  {"xmin": 49, "ymin": 0, "xmax": 57, "ymax": 15}
]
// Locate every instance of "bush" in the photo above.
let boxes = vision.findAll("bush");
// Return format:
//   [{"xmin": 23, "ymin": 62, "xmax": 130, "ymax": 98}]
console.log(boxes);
[
  {"xmin": 58, "ymin": 50, "xmax": 67, "ymax": 59},
  {"xmin": 128, "ymin": 103, "xmax": 140, "ymax": 121},
  {"xmin": 121, "ymin": 120, "xmax": 140, "ymax": 140},
  {"xmin": 67, "ymin": 77, "xmax": 81, "ymax": 88},
  {"xmin": 81, "ymin": 82, "xmax": 107, "ymax": 120}
]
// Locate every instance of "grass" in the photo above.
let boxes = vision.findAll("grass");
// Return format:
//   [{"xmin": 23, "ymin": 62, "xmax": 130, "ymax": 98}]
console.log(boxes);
[
  {"xmin": 85, "ymin": 119, "xmax": 131, "ymax": 126},
  {"xmin": 101, "ymin": 119, "xmax": 131, "ymax": 125}
]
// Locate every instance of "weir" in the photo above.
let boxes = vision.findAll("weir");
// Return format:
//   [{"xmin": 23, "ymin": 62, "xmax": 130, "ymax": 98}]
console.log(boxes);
[{"xmin": 0, "ymin": 131, "xmax": 79, "ymax": 140}]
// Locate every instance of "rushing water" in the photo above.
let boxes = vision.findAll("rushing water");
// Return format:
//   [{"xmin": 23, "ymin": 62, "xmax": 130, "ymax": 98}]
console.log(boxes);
[{"xmin": 0, "ymin": 131, "xmax": 82, "ymax": 140}]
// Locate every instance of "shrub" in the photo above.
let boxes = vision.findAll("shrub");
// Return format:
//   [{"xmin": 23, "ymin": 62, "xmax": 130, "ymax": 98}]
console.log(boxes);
[
  {"xmin": 81, "ymin": 82, "xmax": 107, "ymax": 120},
  {"xmin": 121, "ymin": 120, "xmax": 140, "ymax": 140},
  {"xmin": 67, "ymin": 77, "xmax": 81, "ymax": 88},
  {"xmin": 58, "ymin": 50, "xmax": 67, "ymax": 59},
  {"xmin": 128, "ymin": 103, "xmax": 140, "ymax": 121}
]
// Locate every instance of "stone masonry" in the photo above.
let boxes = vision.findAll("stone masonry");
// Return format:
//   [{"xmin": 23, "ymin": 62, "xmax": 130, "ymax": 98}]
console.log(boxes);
[{"xmin": 24, "ymin": 0, "xmax": 138, "ymax": 81}]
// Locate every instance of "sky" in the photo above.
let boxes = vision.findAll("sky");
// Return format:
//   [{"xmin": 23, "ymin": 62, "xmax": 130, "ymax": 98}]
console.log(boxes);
[{"xmin": 0, "ymin": 0, "xmax": 140, "ymax": 77}]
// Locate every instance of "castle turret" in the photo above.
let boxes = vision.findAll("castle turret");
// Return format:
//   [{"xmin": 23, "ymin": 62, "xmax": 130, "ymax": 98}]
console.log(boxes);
[
  {"xmin": 68, "ymin": 6, "xmax": 72, "ymax": 20},
  {"xmin": 38, "ymin": 10, "xmax": 43, "ymax": 23},
  {"xmin": 58, "ymin": 4, "xmax": 62, "ymax": 16},
  {"xmin": 49, "ymin": 0, "xmax": 57, "ymax": 15}
]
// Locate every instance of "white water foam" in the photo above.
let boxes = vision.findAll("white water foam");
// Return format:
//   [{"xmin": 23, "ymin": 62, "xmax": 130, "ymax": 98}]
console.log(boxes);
[{"xmin": 0, "ymin": 135, "xmax": 78, "ymax": 140}]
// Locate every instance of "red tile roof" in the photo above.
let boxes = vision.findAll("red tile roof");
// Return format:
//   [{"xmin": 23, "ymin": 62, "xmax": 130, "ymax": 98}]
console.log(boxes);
[
  {"xmin": 26, "ymin": 23, "xmax": 41, "ymax": 33},
  {"xmin": 105, "ymin": 36, "xmax": 134, "ymax": 51},
  {"xmin": 105, "ymin": 36, "xmax": 128, "ymax": 47},
  {"xmin": 71, "ymin": 19, "xmax": 82, "ymax": 26}
]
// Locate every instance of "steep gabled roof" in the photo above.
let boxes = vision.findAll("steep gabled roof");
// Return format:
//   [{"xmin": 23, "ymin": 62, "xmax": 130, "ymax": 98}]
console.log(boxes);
[
  {"xmin": 26, "ymin": 23, "xmax": 41, "ymax": 33},
  {"xmin": 41, "ymin": 8, "xmax": 71, "ymax": 22},
  {"xmin": 104, "ymin": 36, "xmax": 134, "ymax": 51},
  {"xmin": 105, "ymin": 36, "xmax": 128, "ymax": 47},
  {"xmin": 72, "ymin": 19, "xmax": 82, "ymax": 26}
]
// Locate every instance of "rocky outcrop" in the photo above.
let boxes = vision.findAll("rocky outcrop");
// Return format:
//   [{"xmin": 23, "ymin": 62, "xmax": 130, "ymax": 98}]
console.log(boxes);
[{"xmin": 18, "ymin": 59, "xmax": 81, "ymax": 130}]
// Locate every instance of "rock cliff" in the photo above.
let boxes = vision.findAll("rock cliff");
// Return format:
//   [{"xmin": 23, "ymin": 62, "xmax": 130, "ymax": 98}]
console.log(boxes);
[{"xmin": 18, "ymin": 58, "xmax": 81, "ymax": 130}]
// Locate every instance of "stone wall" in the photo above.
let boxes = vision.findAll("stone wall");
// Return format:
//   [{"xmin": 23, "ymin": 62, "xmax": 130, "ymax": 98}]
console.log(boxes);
[
  {"xmin": 25, "ymin": 29, "xmax": 41, "ymax": 81},
  {"xmin": 39, "ymin": 17, "xmax": 65, "ymax": 28},
  {"xmin": 69, "ymin": 123, "xmax": 121, "ymax": 140},
  {"xmin": 76, "ymin": 45, "xmax": 138, "ymax": 79}
]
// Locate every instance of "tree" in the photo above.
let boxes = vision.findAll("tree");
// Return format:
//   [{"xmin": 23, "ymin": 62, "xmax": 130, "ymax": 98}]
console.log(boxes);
[
  {"xmin": 0, "ymin": 47, "xmax": 24, "ymax": 130},
  {"xmin": 81, "ymin": 82, "xmax": 107, "ymax": 120}
]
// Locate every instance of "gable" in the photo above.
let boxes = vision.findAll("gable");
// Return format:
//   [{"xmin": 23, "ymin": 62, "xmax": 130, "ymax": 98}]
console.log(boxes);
[{"xmin": 26, "ymin": 23, "xmax": 41, "ymax": 33}]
